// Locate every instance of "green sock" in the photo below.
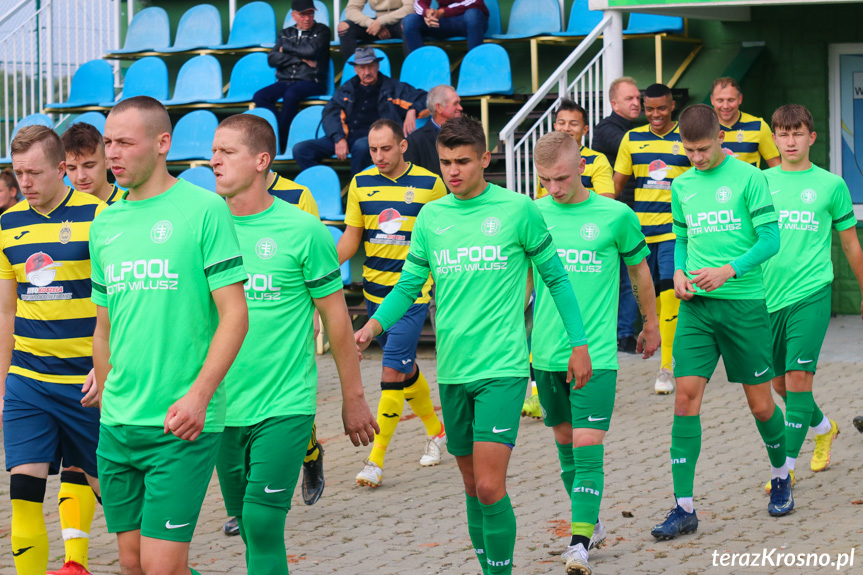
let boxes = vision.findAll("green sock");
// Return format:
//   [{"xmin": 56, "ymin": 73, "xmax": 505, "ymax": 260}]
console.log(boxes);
[
  {"xmin": 190, "ymin": 570, "xmax": 201, "ymax": 575},
  {"xmin": 670, "ymin": 415, "xmax": 701, "ymax": 498},
  {"xmin": 480, "ymin": 494, "xmax": 516, "ymax": 575},
  {"xmin": 785, "ymin": 391, "xmax": 814, "ymax": 459},
  {"xmin": 570, "ymin": 444, "xmax": 603, "ymax": 535},
  {"xmin": 755, "ymin": 404, "xmax": 788, "ymax": 468},
  {"xmin": 556, "ymin": 440, "xmax": 575, "ymax": 498},
  {"xmin": 242, "ymin": 501, "xmax": 289, "ymax": 575},
  {"xmin": 465, "ymin": 494, "xmax": 489, "ymax": 574},
  {"xmin": 810, "ymin": 400, "xmax": 825, "ymax": 427},
  {"xmin": 237, "ymin": 516, "xmax": 250, "ymax": 567}
]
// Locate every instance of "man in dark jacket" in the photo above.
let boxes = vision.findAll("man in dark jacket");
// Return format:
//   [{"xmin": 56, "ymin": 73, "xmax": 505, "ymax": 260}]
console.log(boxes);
[
  {"xmin": 404, "ymin": 84, "xmax": 462, "ymax": 178},
  {"xmin": 293, "ymin": 47, "xmax": 428, "ymax": 176},
  {"xmin": 252, "ymin": 0, "xmax": 330, "ymax": 151}
]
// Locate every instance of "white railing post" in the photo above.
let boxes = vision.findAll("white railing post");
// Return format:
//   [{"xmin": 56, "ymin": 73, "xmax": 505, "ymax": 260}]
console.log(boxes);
[
  {"xmin": 602, "ymin": 10, "xmax": 623, "ymax": 118},
  {"xmin": 333, "ymin": 0, "xmax": 341, "ymax": 42},
  {"xmin": 113, "ymin": 0, "xmax": 121, "ymax": 51},
  {"xmin": 229, "ymin": 0, "xmax": 236, "ymax": 26},
  {"xmin": 45, "ymin": 0, "xmax": 53, "ymax": 106},
  {"xmin": 127, "ymin": 0, "xmax": 133, "ymax": 26}
]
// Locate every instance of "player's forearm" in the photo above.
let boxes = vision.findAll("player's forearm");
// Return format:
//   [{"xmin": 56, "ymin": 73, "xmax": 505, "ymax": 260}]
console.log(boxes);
[
  {"xmin": 0, "ymin": 313, "xmax": 14, "ymax": 395},
  {"xmin": 613, "ymin": 172, "xmax": 629, "ymax": 197},
  {"xmin": 190, "ymin": 285, "xmax": 248, "ymax": 403},
  {"xmin": 729, "ymin": 222, "xmax": 780, "ymax": 278},
  {"xmin": 370, "ymin": 269, "xmax": 426, "ymax": 332},
  {"xmin": 674, "ymin": 236, "xmax": 688, "ymax": 272},
  {"xmin": 627, "ymin": 261, "xmax": 659, "ymax": 329},
  {"xmin": 535, "ymin": 256, "xmax": 587, "ymax": 347},
  {"xmin": 337, "ymin": 225, "xmax": 363, "ymax": 265},
  {"xmin": 839, "ymin": 227, "xmax": 863, "ymax": 294},
  {"xmin": 317, "ymin": 294, "xmax": 366, "ymax": 402}
]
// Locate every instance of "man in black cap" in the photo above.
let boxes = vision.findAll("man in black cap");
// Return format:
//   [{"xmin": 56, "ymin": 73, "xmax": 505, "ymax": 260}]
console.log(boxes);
[
  {"xmin": 252, "ymin": 0, "xmax": 330, "ymax": 152},
  {"xmin": 293, "ymin": 47, "xmax": 428, "ymax": 176}
]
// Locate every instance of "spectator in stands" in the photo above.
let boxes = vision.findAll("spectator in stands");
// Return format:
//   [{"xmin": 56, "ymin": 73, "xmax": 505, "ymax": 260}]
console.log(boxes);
[
  {"xmin": 0, "ymin": 168, "xmax": 20, "ymax": 213},
  {"xmin": 253, "ymin": 0, "xmax": 330, "ymax": 151},
  {"xmin": 294, "ymin": 47, "xmax": 428, "ymax": 176},
  {"xmin": 592, "ymin": 77, "xmax": 642, "ymax": 355},
  {"xmin": 404, "ymin": 85, "xmax": 462, "ymax": 177},
  {"xmin": 339, "ymin": 0, "xmax": 413, "ymax": 60},
  {"xmin": 402, "ymin": 0, "xmax": 489, "ymax": 54}
]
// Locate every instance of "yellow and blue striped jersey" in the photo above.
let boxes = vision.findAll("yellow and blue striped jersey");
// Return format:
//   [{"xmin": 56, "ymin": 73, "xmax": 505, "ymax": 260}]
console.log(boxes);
[
  {"xmin": 268, "ymin": 172, "xmax": 320, "ymax": 218},
  {"xmin": 0, "ymin": 188, "xmax": 106, "ymax": 384},
  {"xmin": 105, "ymin": 184, "xmax": 123, "ymax": 205},
  {"xmin": 345, "ymin": 163, "xmax": 446, "ymax": 304},
  {"xmin": 536, "ymin": 145, "xmax": 614, "ymax": 199},
  {"xmin": 719, "ymin": 111, "xmax": 779, "ymax": 168},
  {"xmin": 614, "ymin": 123, "xmax": 691, "ymax": 243}
]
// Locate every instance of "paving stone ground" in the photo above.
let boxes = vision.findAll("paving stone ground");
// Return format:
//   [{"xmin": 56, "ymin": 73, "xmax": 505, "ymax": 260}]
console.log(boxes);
[{"xmin": 1, "ymin": 317, "xmax": 861, "ymax": 574}]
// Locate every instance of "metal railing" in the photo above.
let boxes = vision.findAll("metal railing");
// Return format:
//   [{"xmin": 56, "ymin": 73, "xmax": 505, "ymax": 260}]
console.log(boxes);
[
  {"xmin": 1, "ymin": 0, "xmax": 117, "ymax": 159},
  {"xmin": 500, "ymin": 15, "xmax": 615, "ymax": 197}
]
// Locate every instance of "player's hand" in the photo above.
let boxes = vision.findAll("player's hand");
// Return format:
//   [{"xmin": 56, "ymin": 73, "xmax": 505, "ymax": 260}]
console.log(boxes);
[
  {"xmin": 691, "ymin": 264, "xmax": 735, "ymax": 293},
  {"xmin": 636, "ymin": 322, "xmax": 661, "ymax": 359},
  {"xmin": 566, "ymin": 344, "xmax": 592, "ymax": 390},
  {"xmin": 354, "ymin": 323, "xmax": 376, "ymax": 360},
  {"xmin": 163, "ymin": 392, "xmax": 208, "ymax": 442},
  {"xmin": 342, "ymin": 396, "xmax": 379, "ymax": 446},
  {"xmin": 81, "ymin": 368, "xmax": 100, "ymax": 408},
  {"xmin": 673, "ymin": 269, "xmax": 696, "ymax": 301},
  {"xmin": 313, "ymin": 310, "xmax": 322, "ymax": 340},
  {"xmin": 366, "ymin": 19, "xmax": 382, "ymax": 36},
  {"xmin": 334, "ymin": 139, "xmax": 349, "ymax": 160}
]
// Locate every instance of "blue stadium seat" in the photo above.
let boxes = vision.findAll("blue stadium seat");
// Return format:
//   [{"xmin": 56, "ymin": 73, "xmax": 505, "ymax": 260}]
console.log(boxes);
[
  {"xmin": 296, "ymin": 166, "xmax": 344, "ymax": 220},
  {"xmin": 0, "ymin": 114, "xmax": 55, "ymax": 163},
  {"xmin": 489, "ymin": 0, "xmax": 561, "ymax": 39},
  {"xmin": 101, "ymin": 57, "xmax": 169, "ymax": 106},
  {"xmin": 45, "ymin": 60, "xmax": 114, "ymax": 110},
  {"xmin": 623, "ymin": 13, "xmax": 684, "ymax": 35},
  {"xmin": 167, "ymin": 111, "xmax": 219, "ymax": 162},
  {"xmin": 163, "ymin": 4, "xmax": 222, "ymax": 53},
  {"xmin": 243, "ymin": 108, "xmax": 281, "ymax": 154},
  {"xmin": 210, "ymin": 53, "xmax": 276, "ymax": 104},
  {"xmin": 212, "ymin": 2, "xmax": 276, "ymax": 49},
  {"xmin": 107, "ymin": 7, "xmax": 170, "ymax": 55},
  {"xmin": 400, "ymin": 46, "xmax": 450, "ymax": 92},
  {"xmin": 341, "ymin": 49, "xmax": 391, "ymax": 85},
  {"xmin": 327, "ymin": 226, "xmax": 352, "ymax": 284},
  {"xmin": 284, "ymin": 0, "xmax": 330, "ymax": 28},
  {"xmin": 69, "ymin": 112, "xmax": 107, "ymax": 134},
  {"xmin": 553, "ymin": 0, "xmax": 603, "ymax": 37},
  {"xmin": 163, "ymin": 55, "xmax": 223, "ymax": 106},
  {"xmin": 456, "ymin": 44, "xmax": 513, "ymax": 96},
  {"xmin": 178, "ymin": 166, "xmax": 217, "ymax": 193},
  {"xmin": 276, "ymin": 105, "xmax": 324, "ymax": 161},
  {"xmin": 310, "ymin": 59, "xmax": 336, "ymax": 101}
]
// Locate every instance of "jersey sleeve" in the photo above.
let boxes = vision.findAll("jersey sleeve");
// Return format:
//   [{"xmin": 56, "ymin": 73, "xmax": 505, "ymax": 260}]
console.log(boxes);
[
  {"xmin": 758, "ymin": 120, "xmax": 780, "ymax": 161},
  {"xmin": 830, "ymin": 177, "xmax": 857, "ymax": 231},
  {"xmin": 745, "ymin": 171, "xmax": 779, "ymax": 227},
  {"xmin": 613, "ymin": 132, "xmax": 634, "ymax": 176},
  {"xmin": 431, "ymin": 176, "xmax": 447, "ymax": 201},
  {"xmin": 303, "ymin": 220, "xmax": 344, "ymax": 298},
  {"xmin": 201, "ymin": 200, "xmax": 246, "ymax": 291},
  {"xmin": 88, "ymin": 218, "xmax": 107, "ymax": 306},
  {"xmin": 344, "ymin": 177, "xmax": 363, "ymax": 228},
  {"xmin": 616, "ymin": 206, "xmax": 650, "ymax": 265},
  {"xmin": 402, "ymin": 208, "xmax": 431, "ymax": 277},
  {"xmin": 298, "ymin": 188, "xmax": 320, "ymax": 219},
  {"xmin": 521, "ymin": 199, "xmax": 556, "ymax": 265},
  {"xmin": 671, "ymin": 180, "xmax": 688, "ymax": 239},
  {"xmin": 590, "ymin": 153, "xmax": 615, "ymax": 196}
]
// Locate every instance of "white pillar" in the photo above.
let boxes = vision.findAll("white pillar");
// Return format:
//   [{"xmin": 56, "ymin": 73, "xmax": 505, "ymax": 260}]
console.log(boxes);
[
  {"xmin": 602, "ymin": 10, "xmax": 623, "ymax": 118},
  {"xmin": 229, "ymin": 0, "xmax": 236, "ymax": 26}
]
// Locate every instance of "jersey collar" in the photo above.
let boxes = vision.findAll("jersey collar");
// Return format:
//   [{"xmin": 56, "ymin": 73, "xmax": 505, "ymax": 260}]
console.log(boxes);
[{"xmin": 30, "ymin": 186, "xmax": 73, "ymax": 219}]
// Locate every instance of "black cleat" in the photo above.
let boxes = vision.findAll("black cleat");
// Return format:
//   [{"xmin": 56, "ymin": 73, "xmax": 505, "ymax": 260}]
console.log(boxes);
[
  {"xmin": 302, "ymin": 442, "xmax": 325, "ymax": 505},
  {"xmin": 222, "ymin": 517, "xmax": 240, "ymax": 536},
  {"xmin": 853, "ymin": 415, "xmax": 863, "ymax": 433}
]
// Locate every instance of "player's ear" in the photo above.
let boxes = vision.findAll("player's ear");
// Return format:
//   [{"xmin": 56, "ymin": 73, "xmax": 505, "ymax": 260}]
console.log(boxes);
[
  {"xmin": 257, "ymin": 152, "xmax": 270, "ymax": 173},
  {"xmin": 481, "ymin": 150, "xmax": 491, "ymax": 168},
  {"xmin": 399, "ymin": 138, "xmax": 408, "ymax": 154}
]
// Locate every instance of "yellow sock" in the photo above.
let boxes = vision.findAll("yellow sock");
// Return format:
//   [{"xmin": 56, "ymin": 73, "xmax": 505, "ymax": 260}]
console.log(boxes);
[
  {"xmin": 404, "ymin": 370, "xmax": 443, "ymax": 437},
  {"xmin": 58, "ymin": 471, "xmax": 96, "ymax": 568},
  {"xmin": 530, "ymin": 382, "xmax": 538, "ymax": 396},
  {"xmin": 304, "ymin": 422, "xmax": 320, "ymax": 464},
  {"xmin": 659, "ymin": 289, "xmax": 680, "ymax": 371},
  {"xmin": 11, "ymin": 475, "xmax": 49, "ymax": 575},
  {"xmin": 368, "ymin": 389, "xmax": 404, "ymax": 468}
]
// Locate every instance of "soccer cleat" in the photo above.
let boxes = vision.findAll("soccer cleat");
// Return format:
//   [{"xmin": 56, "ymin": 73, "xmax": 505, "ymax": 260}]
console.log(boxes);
[
  {"xmin": 588, "ymin": 518, "xmax": 607, "ymax": 550},
  {"xmin": 562, "ymin": 543, "xmax": 592, "ymax": 575},
  {"xmin": 768, "ymin": 474, "xmax": 794, "ymax": 516},
  {"xmin": 419, "ymin": 426, "xmax": 447, "ymax": 467},
  {"xmin": 764, "ymin": 469, "xmax": 795, "ymax": 494},
  {"xmin": 854, "ymin": 416, "xmax": 863, "ymax": 433},
  {"xmin": 356, "ymin": 459, "xmax": 383, "ymax": 487},
  {"xmin": 811, "ymin": 419, "xmax": 839, "ymax": 472},
  {"xmin": 521, "ymin": 393, "xmax": 543, "ymax": 420},
  {"xmin": 222, "ymin": 516, "xmax": 240, "ymax": 536},
  {"xmin": 302, "ymin": 442, "xmax": 325, "ymax": 505},
  {"xmin": 654, "ymin": 368, "xmax": 675, "ymax": 395},
  {"xmin": 47, "ymin": 561, "xmax": 92, "ymax": 575},
  {"xmin": 617, "ymin": 336, "xmax": 637, "ymax": 354},
  {"xmin": 651, "ymin": 505, "xmax": 698, "ymax": 540}
]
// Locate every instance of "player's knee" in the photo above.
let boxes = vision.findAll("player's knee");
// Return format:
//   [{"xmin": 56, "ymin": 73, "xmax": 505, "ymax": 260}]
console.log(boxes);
[
  {"xmin": 749, "ymin": 401, "xmax": 775, "ymax": 422},
  {"xmin": 474, "ymin": 478, "xmax": 505, "ymax": 505},
  {"xmin": 140, "ymin": 554, "xmax": 189, "ymax": 575}
]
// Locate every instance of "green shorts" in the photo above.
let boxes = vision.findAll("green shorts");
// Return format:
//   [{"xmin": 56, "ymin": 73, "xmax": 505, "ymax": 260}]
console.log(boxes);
[
  {"xmin": 439, "ymin": 377, "xmax": 527, "ymax": 456},
  {"xmin": 672, "ymin": 296, "xmax": 774, "ymax": 385},
  {"xmin": 534, "ymin": 369, "xmax": 617, "ymax": 431},
  {"xmin": 97, "ymin": 424, "xmax": 221, "ymax": 542},
  {"xmin": 770, "ymin": 285, "xmax": 831, "ymax": 377},
  {"xmin": 216, "ymin": 415, "xmax": 313, "ymax": 516}
]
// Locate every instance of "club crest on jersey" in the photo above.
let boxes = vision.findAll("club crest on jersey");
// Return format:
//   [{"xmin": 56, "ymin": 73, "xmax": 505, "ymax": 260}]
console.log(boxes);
[
  {"xmin": 255, "ymin": 237, "xmax": 278, "ymax": 260},
  {"xmin": 580, "ymin": 223, "xmax": 600, "ymax": 241},
  {"xmin": 378, "ymin": 208, "xmax": 405, "ymax": 234},
  {"xmin": 151, "ymin": 220, "xmax": 173, "ymax": 244},
  {"xmin": 671, "ymin": 142, "xmax": 681, "ymax": 155},
  {"xmin": 480, "ymin": 217, "xmax": 501, "ymax": 236},
  {"xmin": 715, "ymin": 186, "xmax": 732, "ymax": 203},
  {"xmin": 58, "ymin": 220, "xmax": 72, "ymax": 244},
  {"xmin": 25, "ymin": 252, "xmax": 62, "ymax": 287},
  {"xmin": 736, "ymin": 129, "xmax": 745, "ymax": 143},
  {"xmin": 404, "ymin": 186, "xmax": 415, "ymax": 204},
  {"xmin": 801, "ymin": 188, "xmax": 817, "ymax": 204}
]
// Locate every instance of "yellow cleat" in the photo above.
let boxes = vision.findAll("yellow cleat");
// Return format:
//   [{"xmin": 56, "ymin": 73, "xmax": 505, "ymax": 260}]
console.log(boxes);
[
  {"xmin": 521, "ymin": 394, "xmax": 542, "ymax": 420},
  {"xmin": 764, "ymin": 469, "xmax": 795, "ymax": 494},
  {"xmin": 811, "ymin": 419, "xmax": 839, "ymax": 472}
]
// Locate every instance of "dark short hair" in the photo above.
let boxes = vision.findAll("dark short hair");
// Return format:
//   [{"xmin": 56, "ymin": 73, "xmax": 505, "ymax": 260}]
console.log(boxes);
[
  {"xmin": 554, "ymin": 99, "xmax": 587, "ymax": 124},
  {"xmin": 11, "ymin": 125, "xmax": 66, "ymax": 165},
  {"xmin": 218, "ymin": 114, "xmax": 276, "ymax": 170},
  {"xmin": 643, "ymin": 83, "xmax": 672, "ymax": 99},
  {"xmin": 62, "ymin": 122, "xmax": 104, "ymax": 158},
  {"xmin": 369, "ymin": 118, "xmax": 404, "ymax": 142},
  {"xmin": 437, "ymin": 114, "xmax": 486, "ymax": 155},
  {"xmin": 771, "ymin": 104, "xmax": 814, "ymax": 134},
  {"xmin": 712, "ymin": 77, "xmax": 741, "ymax": 95},
  {"xmin": 109, "ymin": 96, "xmax": 172, "ymax": 136},
  {"xmin": 0, "ymin": 168, "xmax": 18, "ymax": 192},
  {"xmin": 678, "ymin": 104, "xmax": 720, "ymax": 142}
]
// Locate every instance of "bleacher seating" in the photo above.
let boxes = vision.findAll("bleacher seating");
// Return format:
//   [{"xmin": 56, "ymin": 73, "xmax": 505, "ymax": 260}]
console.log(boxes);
[
  {"xmin": 278, "ymin": 105, "xmax": 325, "ymax": 161},
  {"xmin": 102, "ymin": 57, "xmax": 169, "ymax": 106},
  {"xmin": 178, "ymin": 166, "xmax": 217, "ymax": 192},
  {"xmin": 296, "ymin": 165, "xmax": 344, "ymax": 221},
  {"xmin": 106, "ymin": 7, "xmax": 170, "ymax": 56},
  {"xmin": 211, "ymin": 2, "xmax": 276, "ymax": 50},
  {"xmin": 400, "ymin": 46, "xmax": 451, "ymax": 92},
  {"xmin": 552, "ymin": 0, "xmax": 603, "ymax": 37},
  {"xmin": 166, "ymin": 111, "xmax": 219, "ymax": 162},
  {"xmin": 327, "ymin": 226, "xmax": 352, "ymax": 285},
  {"xmin": 341, "ymin": 48, "xmax": 391, "ymax": 84},
  {"xmin": 623, "ymin": 13, "xmax": 685, "ymax": 35},
  {"xmin": 211, "ymin": 53, "xmax": 276, "ymax": 105},
  {"xmin": 490, "ymin": 0, "xmax": 561, "ymax": 39},
  {"xmin": 163, "ymin": 55, "xmax": 223, "ymax": 106},
  {"xmin": 243, "ymin": 108, "xmax": 281, "ymax": 152},
  {"xmin": 45, "ymin": 60, "xmax": 114, "ymax": 111},
  {"xmin": 457, "ymin": 44, "xmax": 513, "ymax": 96},
  {"xmin": 163, "ymin": 4, "xmax": 222, "ymax": 53},
  {"xmin": 69, "ymin": 112, "xmax": 107, "ymax": 134}
]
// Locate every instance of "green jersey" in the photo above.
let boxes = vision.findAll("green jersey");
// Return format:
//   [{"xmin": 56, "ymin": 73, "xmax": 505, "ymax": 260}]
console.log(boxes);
[
  {"xmin": 225, "ymin": 199, "xmax": 343, "ymax": 426},
  {"xmin": 398, "ymin": 184, "xmax": 560, "ymax": 384},
  {"xmin": 762, "ymin": 165, "xmax": 857, "ymax": 312},
  {"xmin": 532, "ymin": 193, "xmax": 649, "ymax": 371},
  {"xmin": 90, "ymin": 180, "xmax": 246, "ymax": 432},
  {"xmin": 671, "ymin": 156, "xmax": 778, "ymax": 300}
]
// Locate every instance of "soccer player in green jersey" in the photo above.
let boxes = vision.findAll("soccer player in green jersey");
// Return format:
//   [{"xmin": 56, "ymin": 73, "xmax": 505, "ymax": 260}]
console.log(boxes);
[
  {"xmin": 89, "ymin": 96, "xmax": 250, "ymax": 575},
  {"xmin": 652, "ymin": 104, "xmax": 791, "ymax": 542},
  {"xmin": 355, "ymin": 115, "xmax": 591, "ymax": 575},
  {"xmin": 760, "ymin": 104, "xmax": 863, "ymax": 490},
  {"xmin": 530, "ymin": 132, "xmax": 660, "ymax": 575},
  {"xmin": 210, "ymin": 113, "xmax": 378, "ymax": 574},
  {"xmin": 62, "ymin": 122, "xmax": 123, "ymax": 205}
]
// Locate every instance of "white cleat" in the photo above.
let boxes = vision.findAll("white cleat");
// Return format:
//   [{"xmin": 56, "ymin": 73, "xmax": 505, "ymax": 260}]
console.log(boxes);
[
  {"xmin": 562, "ymin": 543, "xmax": 592, "ymax": 574},
  {"xmin": 355, "ymin": 460, "xmax": 382, "ymax": 487},
  {"xmin": 420, "ymin": 429, "xmax": 447, "ymax": 467},
  {"xmin": 589, "ymin": 518, "xmax": 607, "ymax": 550},
  {"xmin": 655, "ymin": 368, "xmax": 675, "ymax": 395}
]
